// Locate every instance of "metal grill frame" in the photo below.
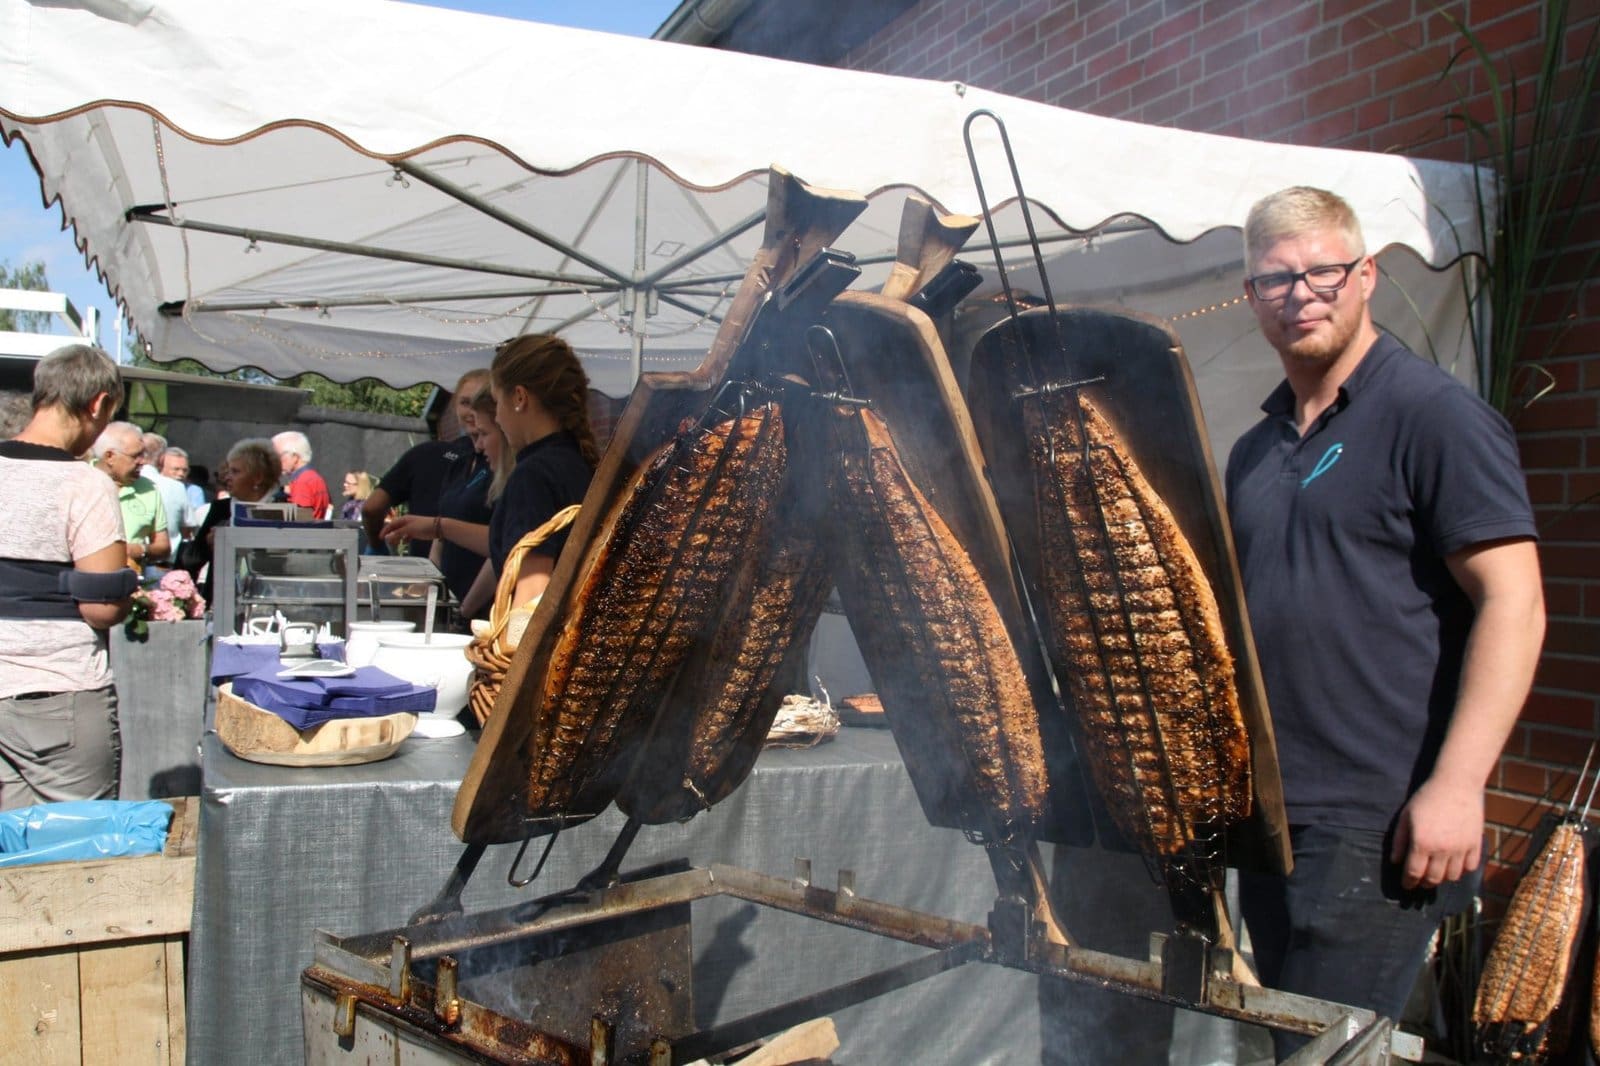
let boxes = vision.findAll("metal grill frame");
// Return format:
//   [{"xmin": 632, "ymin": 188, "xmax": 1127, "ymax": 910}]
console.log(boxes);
[{"xmin": 306, "ymin": 860, "xmax": 1420, "ymax": 1064}]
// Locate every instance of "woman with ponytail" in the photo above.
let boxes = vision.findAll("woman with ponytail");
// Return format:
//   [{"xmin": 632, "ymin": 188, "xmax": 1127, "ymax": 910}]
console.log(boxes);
[
  {"xmin": 383, "ymin": 335, "xmax": 596, "ymax": 619},
  {"xmin": 483, "ymin": 334, "xmax": 597, "ymax": 606}
]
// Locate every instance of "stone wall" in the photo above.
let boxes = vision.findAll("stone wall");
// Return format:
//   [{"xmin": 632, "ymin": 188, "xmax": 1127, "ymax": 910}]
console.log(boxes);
[{"xmin": 160, "ymin": 405, "xmax": 431, "ymax": 496}]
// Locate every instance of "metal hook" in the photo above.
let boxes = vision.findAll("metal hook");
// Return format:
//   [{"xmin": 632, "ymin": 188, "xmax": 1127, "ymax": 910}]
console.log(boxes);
[
  {"xmin": 693, "ymin": 377, "xmax": 763, "ymax": 436},
  {"xmin": 962, "ymin": 109, "xmax": 1070, "ymax": 381},
  {"xmin": 1010, "ymin": 374, "xmax": 1107, "ymax": 403},
  {"xmin": 507, "ymin": 828, "xmax": 561, "ymax": 889},
  {"xmin": 804, "ymin": 324, "xmax": 864, "ymax": 404},
  {"xmin": 1564, "ymin": 740, "xmax": 1596, "ymax": 816}
]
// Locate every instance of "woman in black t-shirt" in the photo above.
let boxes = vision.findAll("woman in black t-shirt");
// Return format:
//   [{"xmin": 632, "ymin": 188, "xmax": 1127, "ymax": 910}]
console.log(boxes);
[
  {"xmin": 484, "ymin": 334, "xmax": 597, "ymax": 607},
  {"xmin": 383, "ymin": 334, "xmax": 595, "ymax": 613}
]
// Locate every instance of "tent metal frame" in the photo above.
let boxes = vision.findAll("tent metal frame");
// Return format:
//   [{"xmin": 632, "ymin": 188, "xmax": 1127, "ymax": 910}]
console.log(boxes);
[{"xmin": 130, "ymin": 157, "xmax": 771, "ymax": 386}]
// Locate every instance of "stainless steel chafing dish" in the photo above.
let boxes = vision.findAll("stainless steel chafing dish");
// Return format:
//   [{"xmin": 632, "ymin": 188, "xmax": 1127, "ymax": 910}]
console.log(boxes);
[
  {"xmin": 213, "ymin": 525, "xmax": 360, "ymax": 638},
  {"xmin": 359, "ymin": 555, "xmax": 453, "ymax": 629}
]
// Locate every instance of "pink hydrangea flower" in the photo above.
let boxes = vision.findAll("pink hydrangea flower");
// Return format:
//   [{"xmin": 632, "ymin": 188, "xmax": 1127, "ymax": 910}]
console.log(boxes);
[
  {"xmin": 187, "ymin": 595, "xmax": 207, "ymax": 619},
  {"xmin": 147, "ymin": 588, "xmax": 184, "ymax": 622},
  {"xmin": 159, "ymin": 569, "xmax": 198, "ymax": 599}
]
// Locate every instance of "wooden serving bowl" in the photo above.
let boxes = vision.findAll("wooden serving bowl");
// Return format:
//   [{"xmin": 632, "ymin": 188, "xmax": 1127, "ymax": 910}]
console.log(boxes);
[{"xmin": 215, "ymin": 683, "xmax": 417, "ymax": 767}]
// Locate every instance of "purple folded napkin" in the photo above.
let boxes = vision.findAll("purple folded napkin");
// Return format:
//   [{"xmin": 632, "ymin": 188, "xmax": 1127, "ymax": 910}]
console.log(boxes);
[
  {"xmin": 231, "ymin": 666, "xmax": 436, "ymax": 729},
  {"xmin": 211, "ymin": 641, "xmax": 278, "ymax": 682},
  {"xmin": 212, "ymin": 639, "xmax": 347, "ymax": 683}
]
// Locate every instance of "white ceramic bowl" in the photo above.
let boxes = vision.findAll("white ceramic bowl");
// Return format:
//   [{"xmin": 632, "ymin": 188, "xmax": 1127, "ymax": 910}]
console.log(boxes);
[
  {"xmin": 345, "ymin": 620, "xmax": 416, "ymax": 667},
  {"xmin": 369, "ymin": 631, "xmax": 474, "ymax": 715}
]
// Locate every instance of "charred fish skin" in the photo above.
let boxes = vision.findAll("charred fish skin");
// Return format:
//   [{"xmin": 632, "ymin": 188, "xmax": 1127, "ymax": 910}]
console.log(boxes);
[
  {"xmin": 1028, "ymin": 390, "xmax": 1250, "ymax": 858},
  {"xmin": 620, "ymin": 515, "xmax": 831, "ymax": 824},
  {"xmin": 830, "ymin": 406, "xmax": 1048, "ymax": 843},
  {"xmin": 529, "ymin": 402, "xmax": 787, "ymax": 818},
  {"xmin": 1477, "ymin": 822, "xmax": 1585, "ymax": 1039}
]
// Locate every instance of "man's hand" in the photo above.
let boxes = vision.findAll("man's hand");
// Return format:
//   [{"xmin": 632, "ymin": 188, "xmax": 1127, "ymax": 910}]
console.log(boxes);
[
  {"xmin": 1390, "ymin": 775, "xmax": 1484, "ymax": 889},
  {"xmin": 1389, "ymin": 537, "xmax": 1543, "ymax": 892}
]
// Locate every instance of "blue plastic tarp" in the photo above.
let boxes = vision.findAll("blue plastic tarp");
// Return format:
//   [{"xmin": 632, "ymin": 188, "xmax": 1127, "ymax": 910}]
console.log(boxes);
[{"xmin": 0, "ymin": 799, "xmax": 174, "ymax": 868}]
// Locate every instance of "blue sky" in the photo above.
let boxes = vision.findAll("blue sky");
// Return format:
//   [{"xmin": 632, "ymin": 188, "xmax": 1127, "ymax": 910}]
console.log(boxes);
[{"xmin": 0, "ymin": 0, "xmax": 680, "ymax": 349}]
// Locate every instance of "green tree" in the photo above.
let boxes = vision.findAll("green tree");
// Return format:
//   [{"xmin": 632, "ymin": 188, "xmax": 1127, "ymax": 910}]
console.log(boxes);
[
  {"xmin": 290, "ymin": 373, "xmax": 432, "ymax": 417},
  {"xmin": 0, "ymin": 260, "xmax": 51, "ymax": 332},
  {"xmin": 126, "ymin": 349, "xmax": 431, "ymax": 417}
]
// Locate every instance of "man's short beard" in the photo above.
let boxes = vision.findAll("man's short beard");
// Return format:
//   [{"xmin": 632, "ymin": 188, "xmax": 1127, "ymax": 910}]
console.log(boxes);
[{"xmin": 1277, "ymin": 311, "xmax": 1361, "ymax": 366}]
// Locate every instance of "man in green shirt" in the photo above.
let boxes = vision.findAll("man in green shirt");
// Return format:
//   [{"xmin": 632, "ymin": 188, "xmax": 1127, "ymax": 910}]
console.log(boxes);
[{"xmin": 92, "ymin": 421, "xmax": 169, "ymax": 568}]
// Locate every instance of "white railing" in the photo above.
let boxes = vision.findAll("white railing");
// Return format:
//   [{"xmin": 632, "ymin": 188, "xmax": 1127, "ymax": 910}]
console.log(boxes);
[{"xmin": 0, "ymin": 288, "xmax": 100, "ymax": 358}]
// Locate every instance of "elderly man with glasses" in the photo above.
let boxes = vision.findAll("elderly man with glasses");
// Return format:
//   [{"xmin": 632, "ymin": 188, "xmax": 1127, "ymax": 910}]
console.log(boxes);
[
  {"xmin": 94, "ymin": 421, "xmax": 170, "ymax": 569},
  {"xmin": 1225, "ymin": 186, "xmax": 1545, "ymax": 1054}
]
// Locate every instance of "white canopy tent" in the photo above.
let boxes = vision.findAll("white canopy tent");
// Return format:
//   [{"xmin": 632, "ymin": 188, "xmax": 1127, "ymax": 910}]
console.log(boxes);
[{"xmin": 0, "ymin": 0, "xmax": 1487, "ymax": 448}]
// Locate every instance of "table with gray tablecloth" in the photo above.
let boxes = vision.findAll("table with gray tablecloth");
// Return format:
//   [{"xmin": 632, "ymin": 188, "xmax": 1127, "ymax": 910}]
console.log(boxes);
[{"xmin": 110, "ymin": 621, "xmax": 209, "ymax": 799}]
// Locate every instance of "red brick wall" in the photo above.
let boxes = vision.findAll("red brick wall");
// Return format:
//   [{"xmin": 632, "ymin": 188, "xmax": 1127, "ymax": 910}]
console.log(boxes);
[{"xmin": 842, "ymin": 0, "xmax": 1600, "ymax": 900}]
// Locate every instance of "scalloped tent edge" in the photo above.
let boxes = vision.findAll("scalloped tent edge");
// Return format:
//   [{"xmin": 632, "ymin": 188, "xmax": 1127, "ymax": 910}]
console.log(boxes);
[{"xmin": 0, "ymin": 0, "xmax": 1490, "ymax": 458}]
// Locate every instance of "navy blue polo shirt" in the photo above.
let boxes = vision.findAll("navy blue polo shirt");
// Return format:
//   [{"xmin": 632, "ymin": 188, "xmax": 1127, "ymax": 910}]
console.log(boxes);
[
  {"xmin": 376, "ymin": 436, "xmax": 476, "ymax": 557},
  {"xmin": 489, "ymin": 431, "xmax": 593, "ymax": 574},
  {"xmin": 1225, "ymin": 333, "xmax": 1535, "ymax": 831},
  {"xmin": 433, "ymin": 460, "xmax": 493, "ymax": 603}
]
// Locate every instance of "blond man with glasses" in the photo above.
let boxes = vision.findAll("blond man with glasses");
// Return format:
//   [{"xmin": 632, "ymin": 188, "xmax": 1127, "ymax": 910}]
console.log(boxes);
[{"xmin": 1226, "ymin": 186, "xmax": 1544, "ymax": 1056}]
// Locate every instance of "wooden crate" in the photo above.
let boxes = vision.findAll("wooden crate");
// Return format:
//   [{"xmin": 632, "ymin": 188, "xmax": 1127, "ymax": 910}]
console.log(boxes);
[{"xmin": 0, "ymin": 796, "xmax": 197, "ymax": 1064}]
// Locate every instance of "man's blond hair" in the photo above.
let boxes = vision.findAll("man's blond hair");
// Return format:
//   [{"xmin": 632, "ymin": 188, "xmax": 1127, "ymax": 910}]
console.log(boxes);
[{"xmin": 1244, "ymin": 186, "xmax": 1367, "ymax": 267}]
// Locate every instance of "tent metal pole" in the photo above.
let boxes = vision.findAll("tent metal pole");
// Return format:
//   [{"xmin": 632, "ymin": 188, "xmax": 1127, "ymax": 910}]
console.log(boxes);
[
  {"xmin": 125, "ymin": 206, "xmax": 614, "ymax": 287},
  {"xmin": 636, "ymin": 208, "xmax": 765, "ymax": 288},
  {"xmin": 655, "ymin": 290, "xmax": 724, "ymax": 326},
  {"xmin": 159, "ymin": 286, "xmax": 597, "ymax": 316},
  {"xmin": 526, "ymin": 161, "xmax": 632, "ymax": 332},
  {"xmin": 630, "ymin": 161, "xmax": 648, "ymax": 387},
  {"xmin": 655, "ymin": 228, "xmax": 1113, "ymax": 290},
  {"xmin": 394, "ymin": 160, "xmax": 632, "ymax": 286}
]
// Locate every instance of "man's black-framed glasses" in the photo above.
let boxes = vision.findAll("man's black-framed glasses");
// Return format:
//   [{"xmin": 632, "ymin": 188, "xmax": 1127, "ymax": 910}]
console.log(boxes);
[{"xmin": 1245, "ymin": 258, "xmax": 1364, "ymax": 302}]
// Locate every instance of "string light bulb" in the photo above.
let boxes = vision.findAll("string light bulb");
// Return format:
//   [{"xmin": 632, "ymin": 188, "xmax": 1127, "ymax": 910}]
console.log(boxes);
[{"xmin": 1168, "ymin": 294, "xmax": 1247, "ymax": 322}]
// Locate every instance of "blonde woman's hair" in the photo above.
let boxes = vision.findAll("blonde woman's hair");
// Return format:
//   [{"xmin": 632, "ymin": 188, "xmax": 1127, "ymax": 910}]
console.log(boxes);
[
  {"xmin": 470, "ymin": 386, "xmax": 513, "ymax": 505},
  {"xmin": 345, "ymin": 471, "xmax": 374, "ymax": 500},
  {"xmin": 1243, "ymin": 186, "xmax": 1366, "ymax": 268},
  {"xmin": 491, "ymin": 334, "xmax": 599, "ymax": 468},
  {"xmin": 453, "ymin": 367, "xmax": 490, "ymax": 396}
]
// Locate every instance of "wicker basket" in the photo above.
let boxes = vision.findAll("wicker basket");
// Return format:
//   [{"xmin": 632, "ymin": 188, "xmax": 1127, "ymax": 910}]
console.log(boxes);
[{"xmin": 465, "ymin": 504, "xmax": 579, "ymax": 726}]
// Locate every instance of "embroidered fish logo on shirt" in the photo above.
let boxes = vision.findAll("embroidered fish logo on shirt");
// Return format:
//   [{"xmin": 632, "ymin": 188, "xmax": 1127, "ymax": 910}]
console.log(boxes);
[{"xmin": 1300, "ymin": 443, "xmax": 1344, "ymax": 489}]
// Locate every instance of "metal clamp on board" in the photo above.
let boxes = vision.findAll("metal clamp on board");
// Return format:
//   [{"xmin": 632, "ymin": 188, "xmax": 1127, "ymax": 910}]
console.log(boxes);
[
  {"xmin": 908, "ymin": 259, "xmax": 982, "ymax": 319},
  {"xmin": 775, "ymin": 248, "xmax": 858, "ymax": 313}
]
